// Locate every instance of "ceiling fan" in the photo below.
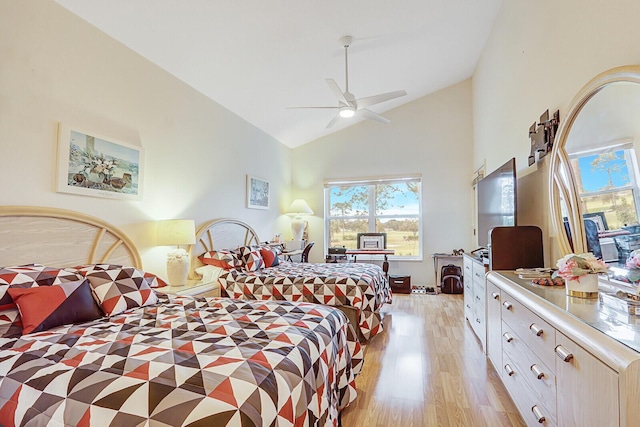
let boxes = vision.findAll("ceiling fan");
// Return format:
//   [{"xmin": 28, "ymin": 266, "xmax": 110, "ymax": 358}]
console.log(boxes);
[{"xmin": 291, "ymin": 35, "xmax": 407, "ymax": 128}]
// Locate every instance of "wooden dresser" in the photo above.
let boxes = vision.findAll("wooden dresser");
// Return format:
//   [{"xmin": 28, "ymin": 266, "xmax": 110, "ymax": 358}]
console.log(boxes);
[{"xmin": 486, "ymin": 272, "xmax": 640, "ymax": 427}]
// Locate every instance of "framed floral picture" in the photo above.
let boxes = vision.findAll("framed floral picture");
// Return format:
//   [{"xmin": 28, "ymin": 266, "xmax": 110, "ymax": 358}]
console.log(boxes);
[
  {"xmin": 246, "ymin": 175, "xmax": 270, "ymax": 210},
  {"xmin": 56, "ymin": 123, "xmax": 144, "ymax": 200}
]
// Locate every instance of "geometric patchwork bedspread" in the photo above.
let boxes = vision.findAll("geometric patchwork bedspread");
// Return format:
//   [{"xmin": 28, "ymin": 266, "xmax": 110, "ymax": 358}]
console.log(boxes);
[
  {"xmin": 219, "ymin": 261, "xmax": 392, "ymax": 341},
  {"xmin": 0, "ymin": 294, "xmax": 362, "ymax": 427}
]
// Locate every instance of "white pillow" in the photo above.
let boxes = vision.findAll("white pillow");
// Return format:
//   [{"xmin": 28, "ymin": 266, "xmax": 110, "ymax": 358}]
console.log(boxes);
[{"xmin": 195, "ymin": 265, "xmax": 225, "ymax": 282}]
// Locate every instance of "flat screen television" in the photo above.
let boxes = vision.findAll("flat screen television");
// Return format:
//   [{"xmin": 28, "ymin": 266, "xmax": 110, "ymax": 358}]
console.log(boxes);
[{"xmin": 477, "ymin": 158, "xmax": 517, "ymax": 248}]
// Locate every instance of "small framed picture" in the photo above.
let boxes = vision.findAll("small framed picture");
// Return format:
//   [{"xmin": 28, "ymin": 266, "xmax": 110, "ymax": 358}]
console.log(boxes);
[
  {"xmin": 56, "ymin": 123, "xmax": 144, "ymax": 200},
  {"xmin": 246, "ymin": 175, "xmax": 270, "ymax": 210}
]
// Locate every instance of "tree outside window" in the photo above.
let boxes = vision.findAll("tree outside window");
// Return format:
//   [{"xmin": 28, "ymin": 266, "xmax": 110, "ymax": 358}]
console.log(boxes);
[
  {"xmin": 570, "ymin": 149, "xmax": 640, "ymax": 229},
  {"xmin": 325, "ymin": 178, "xmax": 422, "ymax": 258}
]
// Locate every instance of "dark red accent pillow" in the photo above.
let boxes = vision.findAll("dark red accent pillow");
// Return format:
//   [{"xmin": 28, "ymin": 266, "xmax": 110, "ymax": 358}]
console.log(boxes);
[
  {"xmin": 0, "ymin": 264, "xmax": 85, "ymax": 338},
  {"xmin": 8, "ymin": 279, "xmax": 103, "ymax": 334},
  {"xmin": 259, "ymin": 247, "xmax": 280, "ymax": 267}
]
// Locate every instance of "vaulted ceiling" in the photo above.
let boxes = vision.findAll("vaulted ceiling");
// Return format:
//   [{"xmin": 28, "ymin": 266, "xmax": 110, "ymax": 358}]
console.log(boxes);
[{"xmin": 54, "ymin": 0, "xmax": 503, "ymax": 148}]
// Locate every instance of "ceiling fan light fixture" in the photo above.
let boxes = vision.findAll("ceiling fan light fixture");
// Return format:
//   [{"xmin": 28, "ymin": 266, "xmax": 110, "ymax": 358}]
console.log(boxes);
[
  {"xmin": 289, "ymin": 35, "xmax": 407, "ymax": 128},
  {"xmin": 339, "ymin": 106, "xmax": 355, "ymax": 118}
]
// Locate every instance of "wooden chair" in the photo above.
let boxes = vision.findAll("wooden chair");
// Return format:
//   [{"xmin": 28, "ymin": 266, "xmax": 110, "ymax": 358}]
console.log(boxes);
[{"xmin": 301, "ymin": 241, "xmax": 315, "ymax": 263}]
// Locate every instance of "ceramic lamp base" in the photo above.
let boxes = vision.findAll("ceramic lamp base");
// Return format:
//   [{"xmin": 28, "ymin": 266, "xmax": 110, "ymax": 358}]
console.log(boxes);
[
  {"xmin": 290, "ymin": 218, "xmax": 306, "ymax": 241},
  {"xmin": 167, "ymin": 249, "xmax": 189, "ymax": 287},
  {"xmin": 566, "ymin": 274, "xmax": 599, "ymax": 298}
]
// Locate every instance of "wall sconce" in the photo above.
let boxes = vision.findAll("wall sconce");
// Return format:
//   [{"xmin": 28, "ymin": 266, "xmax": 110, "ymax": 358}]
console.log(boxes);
[
  {"xmin": 157, "ymin": 219, "xmax": 196, "ymax": 286},
  {"xmin": 286, "ymin": 199, "xmax": 314, "ymax": 241}
]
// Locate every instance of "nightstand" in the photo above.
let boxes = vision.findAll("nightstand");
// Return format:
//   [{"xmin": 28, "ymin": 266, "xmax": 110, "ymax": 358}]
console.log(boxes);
[{"xmin": 159, "ymin": 278, "xmax": 220, "ymax": 298}]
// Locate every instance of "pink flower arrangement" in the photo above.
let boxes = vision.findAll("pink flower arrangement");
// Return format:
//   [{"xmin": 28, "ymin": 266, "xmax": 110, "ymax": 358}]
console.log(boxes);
[
  {"xmin": 625, "ymin": 250, "xmax": 640, "ymax": 282},
  {"xmin": 555, "ymin": 252, "xmax": 609, "ymax": 282}
]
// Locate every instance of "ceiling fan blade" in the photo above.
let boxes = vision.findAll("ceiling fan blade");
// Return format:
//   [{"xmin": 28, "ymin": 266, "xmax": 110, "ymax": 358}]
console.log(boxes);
[
  {"xmin": 326, "ymin": 114, "xmax": 340, "ymax": 128},
  {"xmin": 325, "ymin": 79, "xmax": 350, "ymax": 105},
  {"xmin": 287, "ymin": 106, "xmax": 339, "ymax": 109},
  {"xmin": 356, "ymin": 90, "xmax": 407, "ymax": 109},
  {"xmin": 359, "ymin": 108, "xmax": 391, "ymax": 124}
]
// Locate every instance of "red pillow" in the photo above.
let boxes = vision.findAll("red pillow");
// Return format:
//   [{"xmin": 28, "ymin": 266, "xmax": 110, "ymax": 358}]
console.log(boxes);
[
  {"xmin": 259, "ymin": 247, "xmax": 280, "ymax": 267},
  {"xmin": 8, "ymin": 279, "xmax": 103, "ymax": 334},
  {"xmin": 0, "ymin": 264, "xmax": 85, "ymax": 338}
]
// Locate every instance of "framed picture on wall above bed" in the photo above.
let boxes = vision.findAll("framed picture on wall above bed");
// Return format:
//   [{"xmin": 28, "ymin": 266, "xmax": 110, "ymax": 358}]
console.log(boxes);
[
  {"xmin": 246, "ymin": 174, "xmax": 270, "ymax": 210},
  {"xmin": 56, "ymin": 123, "xmax": 144, "ymax": 200}
]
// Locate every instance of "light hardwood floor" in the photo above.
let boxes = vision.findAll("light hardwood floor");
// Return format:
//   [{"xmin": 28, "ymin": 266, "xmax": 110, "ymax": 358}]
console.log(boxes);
[{"xmin": 340, "ymin": 293, "xmax": 526, "ymax": 427}]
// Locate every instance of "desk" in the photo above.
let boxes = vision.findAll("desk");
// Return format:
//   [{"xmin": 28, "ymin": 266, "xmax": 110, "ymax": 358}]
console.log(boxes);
[{"xmin": 345, "ymin": 249, "xmax": 394, "ymax": 275}]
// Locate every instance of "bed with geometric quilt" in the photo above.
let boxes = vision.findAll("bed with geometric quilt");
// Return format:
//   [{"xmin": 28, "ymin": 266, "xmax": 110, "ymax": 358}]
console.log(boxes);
[
  {"xmin": 189, "ymin": 218, "xmax": 392, "ymax": 342},
  {"xmin": 217, "ymin": 261, "xmax": 392, "ymax": 341},
  {"xmin": 0, "ymin": 206, "xmax": 363, "ymax": 427}
]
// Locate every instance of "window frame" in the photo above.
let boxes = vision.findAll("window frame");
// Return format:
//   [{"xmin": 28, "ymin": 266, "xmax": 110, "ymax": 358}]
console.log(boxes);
[
  {"xmin": 323, "ymin": 175, "xmax": 423, "ymax": 261},
  {"xmin": 568, "ymin": 143, "xmax": 640, "ymax": 229}
]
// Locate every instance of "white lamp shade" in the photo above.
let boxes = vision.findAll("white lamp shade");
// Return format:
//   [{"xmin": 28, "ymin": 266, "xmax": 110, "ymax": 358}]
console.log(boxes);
[
  {"xmin": 286, "ymin": 199, "xmax": 314, "ymax": 215},
  {"xmin": 157, "ymin": 219, "xmax": 196, "ymax": 246}
]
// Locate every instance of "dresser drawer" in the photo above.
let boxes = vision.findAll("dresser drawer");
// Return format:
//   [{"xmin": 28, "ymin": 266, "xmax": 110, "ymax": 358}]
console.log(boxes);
[
  {"xmin": 463, "ymin": 257, "xmax": 473, "ymax": 276},
  {"xmin": 501, "ymin": 291, "xmax": 556, "ymax": 369},
  {"xmin": 502, "ymin": 321, "xmax": 557, "ymax": 424},
  {"xmin": 464, "ymin": 296, "xmax": 473, "ymax": 321},
  {"xmin": 472, "ymin": 261, "xmax": 486, "ymax": 287},
  {"xmin": 502, "ymin": 353, "xmax": 556, "ymax": 427}
]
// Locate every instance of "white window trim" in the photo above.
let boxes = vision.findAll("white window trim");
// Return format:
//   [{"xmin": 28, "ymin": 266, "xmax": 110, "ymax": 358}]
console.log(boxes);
[
  {"xmin": 324, "ymin": 175, "xmax": 423, "ymax": 261},
  {"xmin": 569, "ymin": 144, "xmax": 640, "ymax": 226}
]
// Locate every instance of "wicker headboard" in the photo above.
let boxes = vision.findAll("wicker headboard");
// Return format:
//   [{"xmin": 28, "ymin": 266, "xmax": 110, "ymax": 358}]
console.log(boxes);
[
  {"xmin": 189, "ymin": 218, "xmax": 260, "ymax": 278},
  {"xmin": 0, "ymin": 206, "xmax": 142, "ymax": 269}
]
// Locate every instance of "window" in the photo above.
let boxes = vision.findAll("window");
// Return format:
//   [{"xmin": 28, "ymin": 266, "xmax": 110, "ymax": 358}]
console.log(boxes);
[
  {"xmin": 569, "ymin": 145, "xmax": 640, "ymax": 230},
  {"xmin": 324, "ymin": 175, "xmax": 422, "ymax": 259}
]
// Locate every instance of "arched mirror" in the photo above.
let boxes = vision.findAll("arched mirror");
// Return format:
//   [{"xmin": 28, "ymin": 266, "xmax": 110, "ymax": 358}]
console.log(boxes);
[{"xmin": 549, "ymin": 65, "xmax": 640, "ymax": 284}]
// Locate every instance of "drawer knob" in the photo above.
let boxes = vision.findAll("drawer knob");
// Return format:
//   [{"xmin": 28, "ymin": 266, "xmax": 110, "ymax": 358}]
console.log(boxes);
[
  {"xmin": 530, "ymin": 364, "xmax": 545, "ymax": 380},
  {"xmin": 475, "ymin": 295, "xmax": 481, "ymax": 301},
  {"xmin": 503, "ymin": 332, "xmax": 514, "ymax": 343},
  {"xmin": 503, "ymin": 301, "xmax": 513, "ymax": 310},
  {"xmin": 555, "ymin": 345, "xmax": 574, "ymax": 362},
  {"xmin": 475, "ymin": 318, "xmax": 481, "ymax": 324},
  {"xmin": 491, "ymin": 292, "xmax": 499, "ymax": 300},
  {"xmin": 504, "ymin": 364, "xmax": 515, "ymax": 376},
  {"xmin": 531, "ymin": 405, "xmax": 546, "ymax": 423},
  {"xmin": 530, "ymin": 323, "xmax": 544, "ymax": 336}
]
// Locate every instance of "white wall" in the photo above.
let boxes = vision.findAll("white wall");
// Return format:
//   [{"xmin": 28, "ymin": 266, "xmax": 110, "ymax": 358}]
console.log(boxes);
[
  {"xmin": 473, "ymin": 0, "xmax": 640, "ymax": 265},
  {"xmin": 0, "ymin": 0, "xmax": 291, "ymax": 278},
  {"xmin": 292, "ymin": 80, "xmax": 474, "ymax": 285}
]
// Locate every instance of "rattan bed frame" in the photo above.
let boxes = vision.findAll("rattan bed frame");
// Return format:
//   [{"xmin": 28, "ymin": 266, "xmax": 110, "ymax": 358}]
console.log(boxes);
[
  {"xmin": 189, "ymin": 218, "xmax": 261, "ymax": 279},
  {"xmin": 0, "ymin": 206, "xmax": 141, "ymax": 269}
]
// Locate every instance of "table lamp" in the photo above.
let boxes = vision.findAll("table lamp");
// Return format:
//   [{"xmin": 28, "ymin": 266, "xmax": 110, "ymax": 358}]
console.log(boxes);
[
  {"xmin": 157, "ymin": 219, "xmax": 196, "ymax": 286},
  {"xmin": 286, "ymin": 199, "xmax": 314, "ymax": 241}
]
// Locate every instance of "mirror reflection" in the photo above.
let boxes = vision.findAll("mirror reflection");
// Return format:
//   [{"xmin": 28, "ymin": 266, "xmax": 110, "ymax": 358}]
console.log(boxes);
[{"xmin": 562, "ymin": 81, "xmax": 640, "ymax": 280}]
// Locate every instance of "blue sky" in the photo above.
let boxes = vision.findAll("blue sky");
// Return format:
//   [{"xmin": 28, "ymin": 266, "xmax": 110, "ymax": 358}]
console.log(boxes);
[
  {"xmin": 329, "ymin": 184, "xmax": 420, "ymax": 216},
  {"xmin": 578, "ymin": 152, "xmax": 629, "ymax": 192}
]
